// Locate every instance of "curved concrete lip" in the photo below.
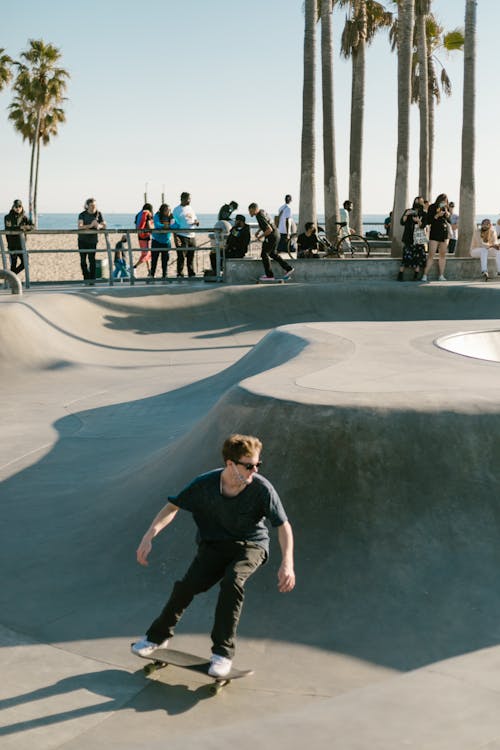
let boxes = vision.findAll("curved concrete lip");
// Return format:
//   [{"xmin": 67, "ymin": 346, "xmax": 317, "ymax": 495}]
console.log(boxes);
[{"xmin": 435, "ymin": 328, "xmax": 500, "ymax": 363}]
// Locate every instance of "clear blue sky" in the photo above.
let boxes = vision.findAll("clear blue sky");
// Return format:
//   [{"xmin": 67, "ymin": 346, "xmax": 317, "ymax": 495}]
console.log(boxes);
[{"xmin": 1, "ymin": 0, "xmax": 497, "ymax": 216}]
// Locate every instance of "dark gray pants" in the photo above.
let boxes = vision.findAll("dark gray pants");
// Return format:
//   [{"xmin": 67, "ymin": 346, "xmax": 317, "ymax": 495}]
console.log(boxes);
[{"xmin": 146, "ymin": 540, "xmax": 266, "ymax": 658}]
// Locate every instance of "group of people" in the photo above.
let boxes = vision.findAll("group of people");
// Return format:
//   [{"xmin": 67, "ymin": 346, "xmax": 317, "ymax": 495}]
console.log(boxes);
[
  {"xmin": 397, "ymin": 194, "xmax": 459, "ymax": 281},
  {"xmin": 84, "ymin": 192, "xmax": 200, "ymax": 285},
  {"xmin": 4, "ymin": 193, "xmax": 499, "ymax": 284},
  {"xmin": 79, "ymin": 193, "xmax": 296, "ymax": 284},
  {"xmin": 396, "ymin": 194, "xmax": 499, "ymax": 282}
]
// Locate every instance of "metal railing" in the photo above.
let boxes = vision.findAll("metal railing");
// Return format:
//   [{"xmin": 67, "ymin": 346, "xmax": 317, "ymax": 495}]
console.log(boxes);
[{"xmin": 0, "ymin": 227, "xmax": 226, "ymax": 289}]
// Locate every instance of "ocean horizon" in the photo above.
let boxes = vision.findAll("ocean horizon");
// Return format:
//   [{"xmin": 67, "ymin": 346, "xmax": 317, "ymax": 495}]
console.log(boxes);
[
  {"xmin": 19, "ymin": 211, "xmax": 498, "ymax": 232},
  {"xmin": 33, "ymin": 213, "xmax": 389, "ymax": 232}
]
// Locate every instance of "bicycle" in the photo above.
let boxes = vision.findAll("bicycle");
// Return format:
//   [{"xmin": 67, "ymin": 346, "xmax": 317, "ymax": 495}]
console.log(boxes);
[{"xmin": 330, "ymin": 222, "xmax": 370, "ymax": 257}]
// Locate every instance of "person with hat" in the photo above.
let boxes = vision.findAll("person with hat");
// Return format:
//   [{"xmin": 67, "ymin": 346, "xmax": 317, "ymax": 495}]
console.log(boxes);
[{"xmin": 3, "ymin": 199, "xmax": 34, "ymax": 275}]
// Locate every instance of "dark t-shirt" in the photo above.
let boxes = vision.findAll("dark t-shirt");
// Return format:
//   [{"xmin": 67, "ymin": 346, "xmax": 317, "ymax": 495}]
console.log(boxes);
[
  {"xmin": 169, "ymin": 469, "xmax": 288, "ymax": 555},
  {"xmin": 78, "ymin": 209, "xmax": 103, "ymax": 249},
  {"xmin": 256, "ymin": 210, "xmax": 279, "ymax": 239},
  {"xmin": 297, "ymin": 232, "xmax": 319, "ymax": 255}
]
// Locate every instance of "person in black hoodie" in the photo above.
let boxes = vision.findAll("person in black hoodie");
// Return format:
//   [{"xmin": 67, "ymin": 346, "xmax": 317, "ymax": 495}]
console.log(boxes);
[{"xmin": 4, "ymin": 199, "xmax": 33, "ymax": 274}]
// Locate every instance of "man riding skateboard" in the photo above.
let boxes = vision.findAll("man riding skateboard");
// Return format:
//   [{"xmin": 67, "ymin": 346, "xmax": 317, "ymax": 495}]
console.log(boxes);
[{"xmin": 132, "ymin": 434, "xmax": 296, "ymax": 678}]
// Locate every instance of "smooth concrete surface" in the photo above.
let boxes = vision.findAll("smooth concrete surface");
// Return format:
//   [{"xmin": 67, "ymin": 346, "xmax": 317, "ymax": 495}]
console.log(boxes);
[{"xmin": 2, "ymin": 280, "xmax": 500, "ymax": 749}]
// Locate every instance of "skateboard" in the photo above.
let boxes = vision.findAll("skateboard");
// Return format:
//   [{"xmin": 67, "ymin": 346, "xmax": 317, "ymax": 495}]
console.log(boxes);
[
  {"xmin": 257, "ymin": 277, "xmax": 286, "ymax": 284},
  {"xmin": 132, "ymin": 646, "xmax": 253, "ymax": 695}
]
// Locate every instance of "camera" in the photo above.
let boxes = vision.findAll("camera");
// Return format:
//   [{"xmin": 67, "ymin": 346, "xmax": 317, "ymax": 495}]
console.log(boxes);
[{"xmin": 408, "ymin": 209, "xmax": 417, "ymax": 216}]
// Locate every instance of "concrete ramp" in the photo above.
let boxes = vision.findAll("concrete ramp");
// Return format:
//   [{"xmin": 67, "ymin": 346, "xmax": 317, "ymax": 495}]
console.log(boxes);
[{"xmin": 2, "ymin": 283, "xmax": 500, "ymax": 749}]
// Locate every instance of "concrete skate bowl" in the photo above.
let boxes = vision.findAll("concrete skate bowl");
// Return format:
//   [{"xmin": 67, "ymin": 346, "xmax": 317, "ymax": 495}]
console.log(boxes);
[
  {"xmin": 436, "ymin": 328, "xmax": 500, "ymax": 362},
  {"xmin": 2, "ymin": 283, "xmax": 500, "ymax": 749}
]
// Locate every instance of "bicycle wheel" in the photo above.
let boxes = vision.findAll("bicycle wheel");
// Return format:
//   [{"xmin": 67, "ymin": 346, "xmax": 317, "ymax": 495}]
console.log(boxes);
[{"xmin": 336, "ymin": 235, "xmax": 370, "ymax": 257}]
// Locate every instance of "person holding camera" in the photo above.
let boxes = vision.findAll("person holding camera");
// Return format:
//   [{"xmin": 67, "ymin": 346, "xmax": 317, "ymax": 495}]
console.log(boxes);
[
  {"xmin": 421, "ymin": 193, "xmax": 451, "ymax": 281},
  {"xmin": 397, "ymin": 197, "xmax": 427, "ymax": 281}
]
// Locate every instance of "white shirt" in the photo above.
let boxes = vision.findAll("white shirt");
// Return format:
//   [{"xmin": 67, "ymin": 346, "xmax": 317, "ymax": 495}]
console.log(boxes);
[
  {"xmin": 173, "ymin": 203, "xmax": 198, "ymax": 238},
  {"xmin": 339, "ymin": 207, "xmax": 350, "ymax": 237},
  {"xmin": 277, "ymin": 203, "xmax": 292, "ymax": 234}
]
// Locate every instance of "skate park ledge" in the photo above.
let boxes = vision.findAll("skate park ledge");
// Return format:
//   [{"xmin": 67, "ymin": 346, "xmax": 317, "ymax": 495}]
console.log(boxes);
[{"xmin": 225, "ymin": 256, "xmax": 488, "ymax": 284}]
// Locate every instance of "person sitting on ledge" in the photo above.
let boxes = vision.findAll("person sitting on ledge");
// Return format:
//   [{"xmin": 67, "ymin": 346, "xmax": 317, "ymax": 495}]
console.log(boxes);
[
  {"xmin": 470, "ymin": 218, "xmax": 500, "ymax": 282},
  {"xmin": 297, "ymin": 222, "xmax": 320, "ymax": 258}
]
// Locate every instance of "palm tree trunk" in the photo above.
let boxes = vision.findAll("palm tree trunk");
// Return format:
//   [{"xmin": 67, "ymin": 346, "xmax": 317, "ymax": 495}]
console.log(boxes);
[
  {"xmin": 416, "ymin": 1, "xmax": 430, "ymax": 199},
  {"xmin": 34, "ymin": 136, "xmax": 41, "ymax": 228},
  {"xmin": 391, "ymin": 0, "xmax": 415, "ymax": 257},
  {"xmin": 321, "ymin": 0, "xmax": 340, "ymax": 242},
  {"xmin": 348, "ymin": 1, "xmax": 366, "ymax": 235},
  {"xmin": 299, "ymin": 0, "xmax": 318, "ymax": 232},
  {"xmin": 456, "ymin": 0, "xmax": 476, "ymax": 257},
  {"xmin": 427, "ymin": 54, "xmax": 436, "ymax": 200},
  {"xmin": 28, "ymin": 107, "xmax": 42, "ymax": 226}
]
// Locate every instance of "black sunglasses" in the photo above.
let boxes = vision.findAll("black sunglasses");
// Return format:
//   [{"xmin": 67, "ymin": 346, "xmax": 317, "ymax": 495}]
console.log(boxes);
[{"xmin": 234, "ymin": 460, "xmax": 262, "ymax": 471}]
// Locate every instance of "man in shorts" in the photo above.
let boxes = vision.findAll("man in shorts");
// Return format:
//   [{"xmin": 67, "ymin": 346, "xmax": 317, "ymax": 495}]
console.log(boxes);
[{"xmin": 131, "ymin": 434, "xmax": 295, "ymax": 678}]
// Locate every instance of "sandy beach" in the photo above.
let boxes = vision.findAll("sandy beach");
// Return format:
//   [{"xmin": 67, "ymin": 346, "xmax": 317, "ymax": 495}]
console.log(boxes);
[{"xmin": 1, "ymin": 230, "xmax": 229, "ymax": 283}]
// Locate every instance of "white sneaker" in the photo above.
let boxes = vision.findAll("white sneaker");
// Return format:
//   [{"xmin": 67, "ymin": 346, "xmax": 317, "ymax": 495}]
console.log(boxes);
[
  {"xmin": 131, "ymin": 637, "xmax": 169, "ymax": 657},
  {"xmin": 438, "ymin": 275, "xmax": 447, "ymax": 281},
  {"xmin": 208, "ymin": 654, "xmax": 232, "ymax": 678},
  {"xmin": 421, "ymin": 274, "xmax": 428, "ymax": 282}
]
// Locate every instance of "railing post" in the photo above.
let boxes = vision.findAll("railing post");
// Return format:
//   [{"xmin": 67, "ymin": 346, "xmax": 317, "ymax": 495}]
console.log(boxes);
[
  {"xmin": 104, "ymin": 231, "xmax": 113, "ymax": 287},
  {"xmin": 0, "ymin": 234, "xmax": 7, "ymax": 273},
  {"xmin": 126, "ymin": 231, "xmax": 135, "ymax": 285},
  {"xmin": 214, "ymin": 228, "xmax": 223, "ymax": 281},
  {"xmin": 20, "ymin": 233, "xmax": 30, "ymax": 289}
]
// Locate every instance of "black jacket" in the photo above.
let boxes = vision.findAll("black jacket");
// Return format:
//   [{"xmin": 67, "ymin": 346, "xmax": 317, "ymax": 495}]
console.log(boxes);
[{"xmin": 4, "ymin": 211, "xmax": 33, "ymax": 251}]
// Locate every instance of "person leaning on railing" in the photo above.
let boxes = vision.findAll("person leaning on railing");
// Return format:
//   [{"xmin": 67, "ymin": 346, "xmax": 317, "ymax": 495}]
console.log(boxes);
[
  {"xmin": 4, "ymin": 198, "xmax": 33, "ymax": 275},
  {"xmin": 77, "ymin": 197, "xmax": 106, "ymax": 285}
]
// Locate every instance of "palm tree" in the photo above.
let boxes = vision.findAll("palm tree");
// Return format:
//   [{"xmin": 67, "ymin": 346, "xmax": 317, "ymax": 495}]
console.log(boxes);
[
  {"xmin": 299, "ymin": 0, "xmax": 318, "ymax": 232},
  {"xmin": 0, "ymin": 48, "xmax": 14, "ymax": 91},
  {"xmin": 9, "ymin": 39, "xmax": 69, "ymax": 226},
  {"xmin": 423, "ymin": 17, "xmax": 464, "ymax": 199},
  {"xmin": 320, "ymin": 0, "xmax": 340, "ymax": 241},
  {"xmin": 391, "ymin": 0, "xmax": 415, "ymax": 257},
  {"xmin": 456, "ymin": 0, "xmax": 476, "ymax": 257},
  {"xmin": 339, "ymin": 0, "xmax": 392, "ymax": 233}
]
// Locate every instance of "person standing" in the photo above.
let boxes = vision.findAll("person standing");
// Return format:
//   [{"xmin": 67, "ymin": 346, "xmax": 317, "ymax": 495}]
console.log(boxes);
[
  {"xmin": 77, "ymin": 198, "xmax": 106, "ymax": 285},
  {"xmin": 134, "ymin": 203, "xmax": 153, "ymax": 276},
  {"xmin": 172, "ymin": 192, "xmax": 199, "ymax": 278},
  {"xmin": 248, "ymin": 202, "xmax": 294, "ymax": 281},
  {"xmin": 339, "ymin": 200, "xmax": 353, "ymax": 236},
  {"xmin": 448, "ymin": 201, "xmax": 459, "ymax": 254},
  {"xmin": 397, "ymin": 197, "xmax": 427, "ymax": 281},
  {"xmin": 131, "ymin": 434, "xmax": 295, "ymax": 678},
  {"xmin": 276, "ymin": 194, "xmax": 293, "ymax": 255},
  {"xmin": 421, "ymin": 193, "xmax": 451, "ymax": 281},
  {"xmin": 151, "ymin": 204, "xmax": 173, "ymax": 281},
  {"xmin": 4, "ymin": 199, "xmax": 33, "ymax": 275}
]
